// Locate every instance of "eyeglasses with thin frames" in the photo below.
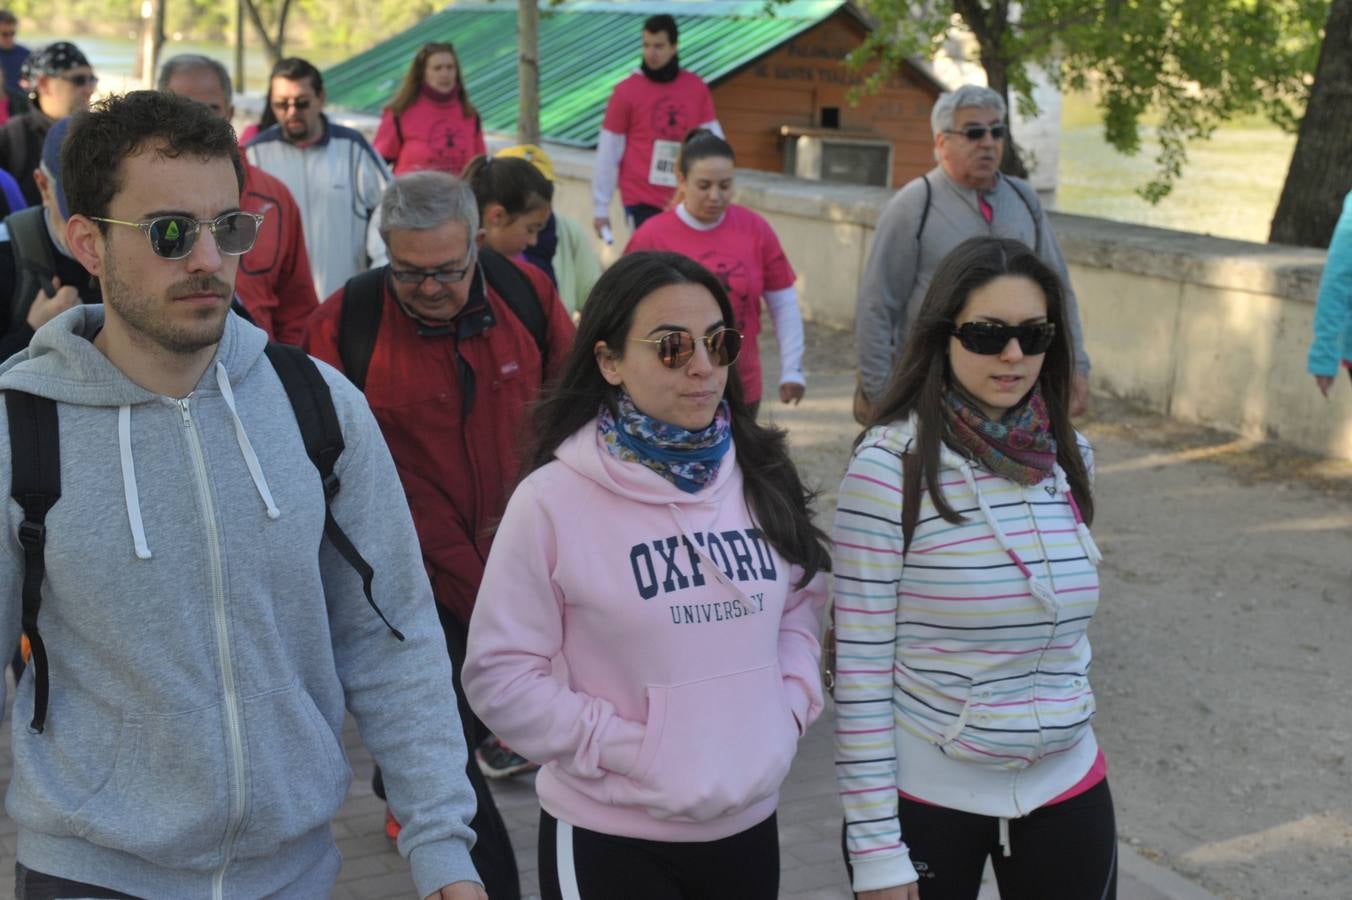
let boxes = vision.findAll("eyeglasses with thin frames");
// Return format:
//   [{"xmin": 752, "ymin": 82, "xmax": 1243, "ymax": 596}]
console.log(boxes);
[
  {"xmin": 389, "ymin": 247, "xmax": 477, "ymax": 286},
  {"xmin": 89, "ymin": 211, "xmax": 265, "ymax": 260},
  {"xmin": 945, "ymin": 124, "xmax": 1007, "ymax": 142},
  {"xmin": 629, "ymin": 328, "xmax": 743, "ymax": 369}
]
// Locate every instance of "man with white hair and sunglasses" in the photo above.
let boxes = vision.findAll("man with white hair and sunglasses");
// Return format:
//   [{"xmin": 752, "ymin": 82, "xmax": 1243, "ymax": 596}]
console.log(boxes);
[
  {"xmin": 854, "ymin": 84, "xmax": 1091, "ymax": 418},
  {"xmin": 0, "ymin": 91, "xmax": 485, "ymax": 900}
]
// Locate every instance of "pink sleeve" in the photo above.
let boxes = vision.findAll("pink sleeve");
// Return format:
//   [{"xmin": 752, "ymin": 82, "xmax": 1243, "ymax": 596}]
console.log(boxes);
[
  {"xmin": 778, "ymin": 566, "xmax": 827, "ymax": 734},
  {"xmin": 757, "ymin": 214, "xmax": 796, "ymax": 292},
  {"xmin": 462, "ymin": 479, "xmax": 647, "ymax": 779},
  {"xmin": 623, "ymin": 218, "xmax": 662, "ymax": 254},
  {"xmin": 372, "ymin": 109, "xmax": 400, "ymax": 162},
  {"xmin": 698, "ymin": 80, "xmax": 718, "ymax": 125}
]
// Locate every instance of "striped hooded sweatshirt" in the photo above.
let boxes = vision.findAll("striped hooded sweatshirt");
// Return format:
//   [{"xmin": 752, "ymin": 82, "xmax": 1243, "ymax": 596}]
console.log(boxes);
[{"xmin": 832, "ymin": 416, "xmax": 1103, "ymax": 892}]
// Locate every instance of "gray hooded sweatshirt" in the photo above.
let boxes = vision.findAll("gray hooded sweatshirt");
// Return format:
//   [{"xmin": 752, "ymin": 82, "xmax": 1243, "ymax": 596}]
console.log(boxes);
[{"xmin": 0, "ymin": 306, "xmax": 478, "ymax": 898}]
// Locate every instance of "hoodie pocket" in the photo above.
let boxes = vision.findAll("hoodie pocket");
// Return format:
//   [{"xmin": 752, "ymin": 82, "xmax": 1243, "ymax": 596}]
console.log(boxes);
[
  {"xmin": 233, "ymin": 679, "xmax": 352, "ymax": 859},
  {"xmin": 66, "ymin": 703, "xmax": 230, "ymax": 870},
  {"xmin": 614, "ymin": 663, "xmax": 799, "ymax": 822}
]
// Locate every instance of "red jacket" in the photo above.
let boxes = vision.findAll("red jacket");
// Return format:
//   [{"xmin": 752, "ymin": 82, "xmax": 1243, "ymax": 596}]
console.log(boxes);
[
  {"xmin": 237, "ymin": 163, "xmax": 319, "ymax": 344},
  {"xmin": 303, "ymin": 260, "xmax": 575, "ymax": 621}
]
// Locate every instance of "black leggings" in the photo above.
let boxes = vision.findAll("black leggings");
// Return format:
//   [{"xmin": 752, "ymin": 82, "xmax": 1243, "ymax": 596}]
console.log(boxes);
[
  {"xmin": 843, "ymin": 779, "xmax": 1117, "ymax": 900},
  {"xmin": 539, "ymin": 809, "xmax": 779, "ymax": 900}
]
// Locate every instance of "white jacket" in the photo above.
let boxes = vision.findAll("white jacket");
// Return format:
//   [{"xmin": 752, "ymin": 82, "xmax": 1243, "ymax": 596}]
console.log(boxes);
[{"xmin": 245, "ymin": 117, "xmax": 390, "ymax": 301}]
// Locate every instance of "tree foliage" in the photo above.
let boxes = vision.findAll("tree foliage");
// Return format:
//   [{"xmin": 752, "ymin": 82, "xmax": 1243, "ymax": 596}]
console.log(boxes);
[{"xmin": 850, "ymin": 0, "xmax": 1329, "ymax": 203}]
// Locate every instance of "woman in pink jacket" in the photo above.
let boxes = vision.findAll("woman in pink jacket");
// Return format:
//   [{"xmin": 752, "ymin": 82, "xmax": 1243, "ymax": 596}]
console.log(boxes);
[
  {"xmin": 463, "ymin": 251, "xmax": 831, "ymax": 899},
  {"xmin": 373, "ymin": 42, "xmax": 486, "ymax": 175}
]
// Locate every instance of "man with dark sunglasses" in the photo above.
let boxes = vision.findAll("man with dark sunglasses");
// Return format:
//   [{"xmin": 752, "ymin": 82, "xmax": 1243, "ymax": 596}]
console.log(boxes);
[
  {"xmin": 0, "ymin": 92, "xmax": 486, "ymax": 900},
  {"xmin": 246, "ymin": 56, "xmax": 390, "ymax": 302},
  {"xmin": 303, "ymin": 171, "xmax": 576, "ymax": 900},
  {"xmin": 0, "ymin": 40, "xmax": 95, "ymax": 206},
  {"xmin": 854, "ymin": 83, "xmax": 1092, "ymax": 420}
]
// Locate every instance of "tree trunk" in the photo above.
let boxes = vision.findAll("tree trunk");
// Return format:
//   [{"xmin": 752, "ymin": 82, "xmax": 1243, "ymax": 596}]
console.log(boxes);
[
  {"xmin": 136, "ymin": 0, "xmax": 165, "ymax": 88},
  {"xmin": 234, "ymin": 0, "xmax": 245, "ymax": 93},
  {"xmin": 517, "ymin": 0, "xmax": 541, "ymax": 144},
  {"xmin": 952, "ymin": 0, "xmax": 1029, "ymax": 179},
  {"xmin": 241, "ymin": 0, "xmax": 281, "ymax": 65},
  {"xmin": 1269, "ymin": 0, "xmax": 1352, "ymax": 247}
]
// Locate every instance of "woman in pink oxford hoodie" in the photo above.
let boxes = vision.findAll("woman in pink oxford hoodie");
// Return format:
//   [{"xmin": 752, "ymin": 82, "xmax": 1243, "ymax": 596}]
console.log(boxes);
[
  {"xmin": 373, "ymin": 42, "xmax": 486, "ymax": 176},
  {"xmin": 625, "ymin": 129, "xmax": 806, "ymax": 413},
  {"xmin": 463, "ymin": 251, "xmax": 831, "ymax": 899}
]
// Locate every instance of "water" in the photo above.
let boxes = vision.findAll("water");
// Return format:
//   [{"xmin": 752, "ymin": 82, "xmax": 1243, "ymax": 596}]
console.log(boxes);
[{"xmin": 35, "ymin": 34, "xmax": 1297, "ymax": 245}]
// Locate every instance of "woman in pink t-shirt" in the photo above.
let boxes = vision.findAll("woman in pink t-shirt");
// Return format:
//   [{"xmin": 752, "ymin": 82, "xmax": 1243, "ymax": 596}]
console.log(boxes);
[
  {"xmin": 625, "ymin": 130, "xmax": 806, "ymax": 411},
  {"xmin": 373, "ymin": 42, "xmax": 487, "ymax": 176}
]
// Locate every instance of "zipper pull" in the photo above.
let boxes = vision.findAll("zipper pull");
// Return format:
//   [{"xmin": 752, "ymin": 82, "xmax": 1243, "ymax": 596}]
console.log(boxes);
[{"xmin": 177, "ymin": 397, "xmax": 192, "ymax": 426}]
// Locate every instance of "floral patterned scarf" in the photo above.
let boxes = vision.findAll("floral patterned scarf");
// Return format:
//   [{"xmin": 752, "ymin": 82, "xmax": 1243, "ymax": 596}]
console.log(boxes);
[
  {"xmin": 598, "ymin": 392, "xmax": 732, "ymax": 493},
  {"xmin": 943, "ymin": 384, "xmax": 1057, "ymax": 485}
]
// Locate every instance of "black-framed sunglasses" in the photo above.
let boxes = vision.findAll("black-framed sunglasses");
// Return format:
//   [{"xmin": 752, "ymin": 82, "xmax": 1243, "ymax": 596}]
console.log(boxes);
[
  {"xmin": 946, "ymin": 124, "xmax": 1007, "ymax": 142},
  {"xmin": 272, "ymin": 98, "xmax": 312, "ymax": 111},
  {"xmin": 952, "ymin": 321, "xmax": 1056, "ymax": 356},
  {"xmin": 58, "ymin": 72, "xmax": 98, "ymax": 88},
  {"xmin": 389, "ymin": 249, "xmax": 477, "ymax": 286},
  {"xmin": 630, "ymin": 327, "xmax": 743, "ymax": 369},
  {"xmin": 89, "ymin": 211, "xmax": 265, "ymax": 260}
]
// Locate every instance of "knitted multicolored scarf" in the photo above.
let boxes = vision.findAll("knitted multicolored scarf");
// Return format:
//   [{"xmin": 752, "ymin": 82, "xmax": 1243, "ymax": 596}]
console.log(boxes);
[
  {"xmin": 599, "ymin": 392, "xmax": 732, "ymax": 493},
  {"xmin": 943, "ymin": 384, "xmax": 1057, "ymax": 485}
]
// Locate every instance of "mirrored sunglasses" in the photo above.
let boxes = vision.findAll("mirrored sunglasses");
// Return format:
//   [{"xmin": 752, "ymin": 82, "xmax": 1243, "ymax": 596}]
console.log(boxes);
[
  {"xmin": 952, "ymin": 321, "xmax": 1056, "ymax": 356},
  {"xmin": 630, "ymin": 327, "xmax": 742, "ymax": 369},
  {"xmin": 90, "ymin": 211, "xmax": 265, "ymax": 260},
  {"xmin": 947, "ymin": 124, "xmax": 1007, "ymax": 141}
]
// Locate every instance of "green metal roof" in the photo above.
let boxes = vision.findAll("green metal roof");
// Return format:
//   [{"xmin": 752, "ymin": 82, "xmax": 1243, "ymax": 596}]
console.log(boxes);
[{"xmin": 323, "ymin": 0, "xmax": 862, "ymax": 147}]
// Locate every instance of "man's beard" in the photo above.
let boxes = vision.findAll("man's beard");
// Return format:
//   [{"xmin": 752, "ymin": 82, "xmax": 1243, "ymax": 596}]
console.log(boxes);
[{"xmin": 102, "ymin": 253, "xmax": 231, "ymax": 356}]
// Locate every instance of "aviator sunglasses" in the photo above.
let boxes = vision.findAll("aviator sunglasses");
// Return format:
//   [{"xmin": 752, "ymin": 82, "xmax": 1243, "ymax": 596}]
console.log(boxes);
[
  {"xmin": 90, "ymin": 211, "xmax": 265, "ymax": 260},
  {"xmin": 630, "ymin": 327, "xmax": 743, "ymax": 369},
  {"xmin": 946, "ymin": 124, "xmax": 1007, "ymax": 141},
  {"xmin": 952, "ymin": 321, "xmax": 1056, "ymax": 356}
]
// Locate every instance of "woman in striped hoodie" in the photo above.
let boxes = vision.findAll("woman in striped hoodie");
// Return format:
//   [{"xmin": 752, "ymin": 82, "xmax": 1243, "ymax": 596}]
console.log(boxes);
[{"xmin": 832, "ymin": 237, "xmax": 1115, "ymax": 899}]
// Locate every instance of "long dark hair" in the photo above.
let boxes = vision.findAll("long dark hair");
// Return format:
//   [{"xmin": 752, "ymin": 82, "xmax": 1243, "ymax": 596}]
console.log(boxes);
[
  {"xmin": 388, "ymin": 42, "xmax": 477, "ymax": 120},
  {"xmin": 526, "ymin": 252, "xmax": 831, "ymax": 585},
  {"xmin": 865, "ymin": 236, "xmax": 1093, "ymax": 525}
]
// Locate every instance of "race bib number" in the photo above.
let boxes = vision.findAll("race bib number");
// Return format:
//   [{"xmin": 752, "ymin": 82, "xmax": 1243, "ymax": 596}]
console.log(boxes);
[{"xmin": 648, "ymin": 140, "xmax": 680, "ymax": 187}]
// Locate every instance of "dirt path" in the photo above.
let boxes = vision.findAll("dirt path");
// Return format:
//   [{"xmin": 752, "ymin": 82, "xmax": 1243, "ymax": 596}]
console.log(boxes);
[{"xmin": 761, "ymin": 322, "xmax": 1352, "ymax": 900}]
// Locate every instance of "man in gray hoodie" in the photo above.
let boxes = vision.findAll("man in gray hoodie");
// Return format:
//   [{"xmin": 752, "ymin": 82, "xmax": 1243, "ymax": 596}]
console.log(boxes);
[{"xmin": 0, "ymin": 91, "xmax": 485, "ymax": 899}]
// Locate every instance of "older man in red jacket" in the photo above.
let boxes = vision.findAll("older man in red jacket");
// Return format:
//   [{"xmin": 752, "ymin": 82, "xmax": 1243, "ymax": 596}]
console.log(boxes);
[{"xmin": 304, "ymin": 170, "xmax": 574, "ymax": 900}]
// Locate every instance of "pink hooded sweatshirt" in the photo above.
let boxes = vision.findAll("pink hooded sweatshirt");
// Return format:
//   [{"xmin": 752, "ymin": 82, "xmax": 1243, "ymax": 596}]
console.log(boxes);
[{"xmin": 463, "ymin": 418, "xmax": 827, "ymax": 842}]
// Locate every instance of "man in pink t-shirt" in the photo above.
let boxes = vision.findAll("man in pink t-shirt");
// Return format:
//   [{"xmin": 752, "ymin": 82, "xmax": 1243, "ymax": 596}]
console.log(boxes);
[{"xmin": 591, "ymin": 14, "xmax": 722, "ymax": 240}]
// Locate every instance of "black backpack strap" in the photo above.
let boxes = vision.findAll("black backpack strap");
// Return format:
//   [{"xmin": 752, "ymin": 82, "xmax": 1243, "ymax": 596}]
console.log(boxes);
[
  {"xmin": 337, "ymin": 267, "xmax": 388, "ymax": 392},
  {"xmin": 263, "ymin": 342, "xmax": 404, "ymax": 642},
  {"xmin": 915, "ymin": 174, "xmax": 932, "ymax": 244},
  {"xmin": 478, "ymin": 246, "xmax": 548, "ymax": 363},
  {"xmin": 1005, "ymin": 177, "xmax": 1042, "ymax": 254},
  {"xmin": 6, "ymin": 390, "xmax": 60, "ymax": 733},
  {"xmin": 6, "ymin": 206, "xmax": 56, "ymax": 332}
]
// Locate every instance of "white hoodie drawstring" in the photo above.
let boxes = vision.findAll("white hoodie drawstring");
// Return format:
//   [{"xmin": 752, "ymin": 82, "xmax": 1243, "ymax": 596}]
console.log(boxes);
[
  {"xmin": 1054, "ymin": 467, "xmax": 1103, "ymax": 565},
  {"xmin": 956, "ymin": 461, "xmax": 1058, "ymax": 610},
  {"xmin": 215, "ymin": 362, "xmax": 280, "ymax": 520},
  {"xmin": 118, "ymin": 405, "xmax": 152, "ymax": 559}
]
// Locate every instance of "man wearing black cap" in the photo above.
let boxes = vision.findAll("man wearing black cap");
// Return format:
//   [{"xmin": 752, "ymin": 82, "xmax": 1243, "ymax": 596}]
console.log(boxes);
[
  {"xmin": 0, "ymin": 115, "xmax": 94, "ymax": 360},
  {"xmin": 0, "ymin": 40, "xmax": 95, "ymax": 206}
]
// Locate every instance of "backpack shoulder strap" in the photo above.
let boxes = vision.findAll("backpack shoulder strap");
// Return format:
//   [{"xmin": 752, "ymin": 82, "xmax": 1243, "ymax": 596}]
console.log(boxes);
[
  {"xmin": 6, "ymin": 389, "xmax": 60, "ymax": 733},
  {"xmin": 6, "ymin": 206, "xmax": 55, "ymax": 331},
  {"xmin": 337, "ymin": 267, "xmax": 388, "ymax": 392},
  {"xmin": 262, "ymin": 342, "xmax": 404, "ymax": 641},
  {"xmin": 478, "ymin": 246, "xmax": 548, "ymax": 362},
  {"xmin": 1005, "ymin": 176, "xmax": 1042, "ymax": 253},
  {"xmin": 901, "ymin": 451, "xmax": 922, "ymax": 555},
  {"xmin": 915, "ymin": 174, "xmax": 932, "ymax": 244}
]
